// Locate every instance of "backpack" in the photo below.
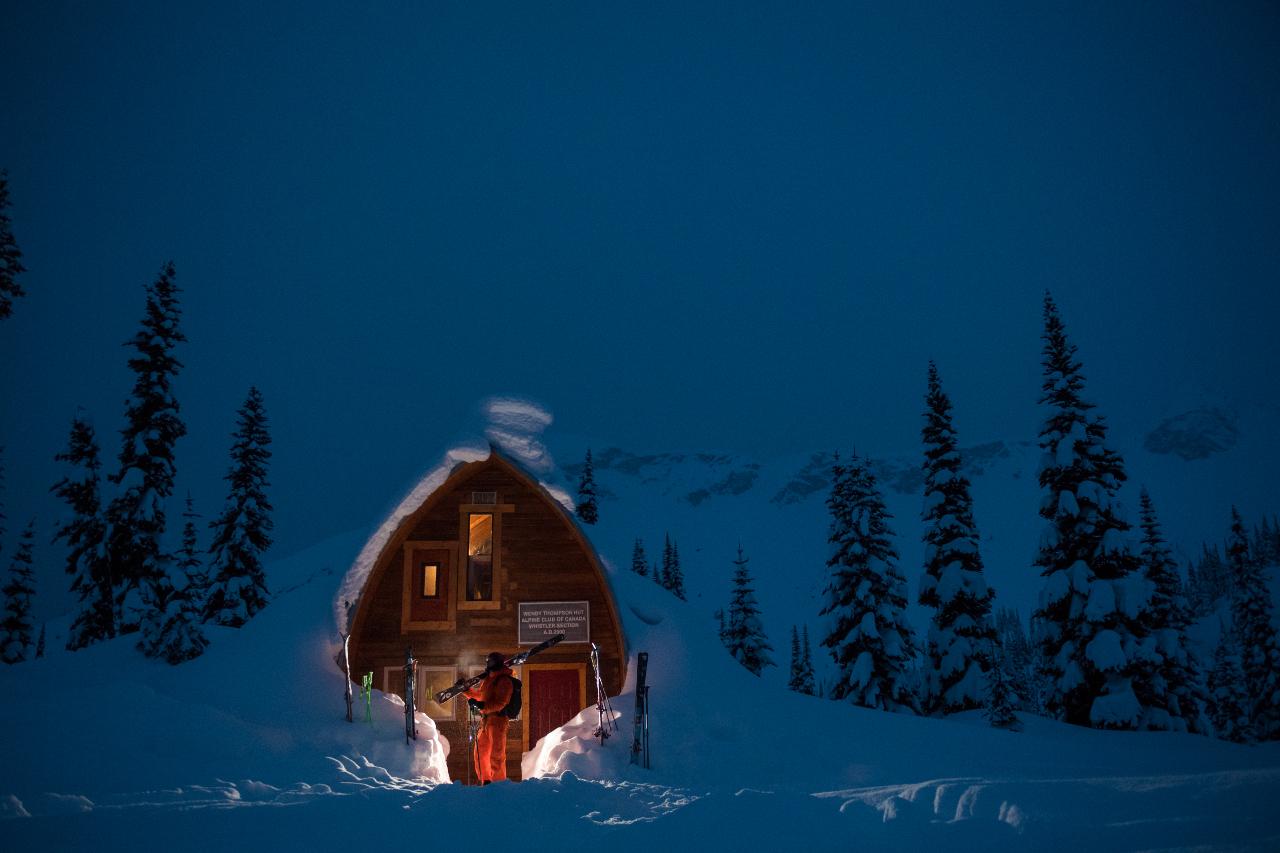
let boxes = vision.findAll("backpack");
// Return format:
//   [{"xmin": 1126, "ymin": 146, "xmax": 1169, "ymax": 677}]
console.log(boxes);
[{"xmin": 500, "ymin": 675, "xmax": 522, "ymax": 719}]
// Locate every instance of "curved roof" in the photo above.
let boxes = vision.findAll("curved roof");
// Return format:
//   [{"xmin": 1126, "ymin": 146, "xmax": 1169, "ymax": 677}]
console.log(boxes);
[{"xmin": 334, "ymin": 445, "xmax": 625, "ymax": 665}]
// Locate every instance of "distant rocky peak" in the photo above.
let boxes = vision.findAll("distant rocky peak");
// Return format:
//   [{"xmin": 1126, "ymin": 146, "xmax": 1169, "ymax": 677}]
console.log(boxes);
[
  {"xmin": 1143, "ymin": 407, "xmax": 1239, "ymax": 461},
  {"xmin": 771, "ymin": 441, "xmax": 1023, "ymax": 504},
  {"xmin": 561, "ymin": 446, "xmax": 761, "ymax": 505}
]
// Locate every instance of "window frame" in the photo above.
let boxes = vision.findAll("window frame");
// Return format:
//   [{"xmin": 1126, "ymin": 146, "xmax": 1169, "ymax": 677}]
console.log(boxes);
[
  {"xmin": 401, "ymin": 540, "xmax": 458, "ymax": 631},
  {"xmin": 381, "ymin": 664, "xmax": 459, "ymax": 722},
  {"xmin": 457, "ymin": 502, "xmax": 513, "ymax": 611}
]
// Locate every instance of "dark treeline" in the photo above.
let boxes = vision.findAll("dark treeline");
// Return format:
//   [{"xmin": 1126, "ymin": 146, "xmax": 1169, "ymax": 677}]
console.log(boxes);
[
  {"xmin": 0, "ymin": 256, "xmax": 275, "ymax": 666},
  {"xmin": 805, "ymin": 292, "xmax": 1278, "ymax": 742}
]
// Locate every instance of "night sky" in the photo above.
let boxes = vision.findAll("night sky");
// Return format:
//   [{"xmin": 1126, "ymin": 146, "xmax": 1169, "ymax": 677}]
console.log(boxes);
[{"xmin": 3, "ymin": 2, "xmax": 1278, "ymax": 619}]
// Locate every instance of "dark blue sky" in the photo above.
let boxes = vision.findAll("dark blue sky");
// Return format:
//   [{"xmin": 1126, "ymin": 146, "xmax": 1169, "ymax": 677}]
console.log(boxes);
[{"xmin": 3, "ymin": 2, "xmax": 1279, "ymax": 613}]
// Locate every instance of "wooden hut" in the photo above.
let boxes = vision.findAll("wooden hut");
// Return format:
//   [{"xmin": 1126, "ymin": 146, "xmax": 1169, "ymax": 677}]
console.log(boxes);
[{"xmin": 344, "ymin": 447, "xmax": 627, "ymax": 782}]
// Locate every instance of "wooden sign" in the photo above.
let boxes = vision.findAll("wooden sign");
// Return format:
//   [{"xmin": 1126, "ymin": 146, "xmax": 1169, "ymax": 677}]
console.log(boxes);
[{"xmin": 518, "ymin": 601, "xmax": 590, "ymax": 644}]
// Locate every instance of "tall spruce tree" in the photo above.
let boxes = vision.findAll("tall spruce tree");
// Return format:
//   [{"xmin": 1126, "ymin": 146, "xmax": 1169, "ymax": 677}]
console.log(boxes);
[
  {"xmin": 1188, "ymin": 544, "xmax": 1230, "ymax": 618},
  {"xmin": 660, "ymin": 533, "xmax": 673, "ymax": 589},
  {"xmin": 788, "ymin": 625, "xmax": 817, "ymax": 695},
  {"xmin": 788, "ymin": 625, "xmax": 805, "ymax": 691},
  {"xmin": 724, "ymin": 544, "xmax": 774, "ymax": 675},
  {"xmin": 1207, "ymin": 629, "xmax": 1252, "ymax": 743},
  {"xmin": 984, "ymin": 642, "xmax": 1022, "ymax": 730},
  {"xmin": 1136, "ymin": 489, "xmax": 1209, "ymax": 732},
  {"xmin": 204, "ymin": 387, "xmax": 273, "ymax": 627},
  {"xmin": 0, "ymin": 171, "xmax": 26, "ymax": 321},
  {"xmin": 576, "ymin": 449, "xmax": 599, "ymax": 525},
  {"xmin": 918, "ymin": 362, "xmax": 996, "ymax": 715},
  {"xmin": 51, "ymin": 415, "xmax": 115, "ymax": 649},
  {"xmin": 1032, "ymin": 293, "xmax": 1154, "ymax": 728},
  {"xmin": 668, "ymin": 540, "xmax": 686, "ymax": 600},
  {"xmin": 1226, "ymin": 507, "xmax": 1280, "ymax": 740},
  {"xmin": 104, "ymin": 262, "xmax": 187, "ymax": 634},
  {"xmin": 820, "ymin": 453, "xmax": 918, "ymax": 712},
  {"xmin": 1, "ymin": 520, "xmax": 37, "ymax": 663},
  {"xmin": 800, "ymin": 625, "xmax": 816, "ymax": 696},
  {"xmin": 630, "ymin": 538, "xmax": 648, "ymax": 577},
  {"xmin": 177, "ymin": 494, "xmax": 207, "ymax": 608}
]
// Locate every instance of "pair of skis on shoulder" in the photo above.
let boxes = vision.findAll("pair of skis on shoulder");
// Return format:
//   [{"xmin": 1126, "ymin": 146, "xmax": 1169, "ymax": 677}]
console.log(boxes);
[{"xmin": 433, "ymin": 633, "xmax": 567, "ymax": 704}]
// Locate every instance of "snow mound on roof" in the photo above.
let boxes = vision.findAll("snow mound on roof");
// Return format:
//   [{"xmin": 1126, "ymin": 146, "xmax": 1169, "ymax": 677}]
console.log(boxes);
[{"xmin": 484, "ymin": 396, "xmax": 557, "ymax": 475}]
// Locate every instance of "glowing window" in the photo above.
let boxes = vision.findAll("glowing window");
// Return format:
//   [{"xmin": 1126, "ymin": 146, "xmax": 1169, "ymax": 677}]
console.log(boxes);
[
  {"xmin": 466, "ymin": 513, "xmax": 494, "ymax": 601},
  {"xmin": 420, "ymin": 563, "xmax": 440, "ymax": 599}
]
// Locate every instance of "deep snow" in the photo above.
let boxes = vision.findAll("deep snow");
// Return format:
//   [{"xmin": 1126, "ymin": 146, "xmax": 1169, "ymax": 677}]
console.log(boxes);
[{"xmin": 4, "ymin": 402, "xmax": 1280, "ymax": 852}]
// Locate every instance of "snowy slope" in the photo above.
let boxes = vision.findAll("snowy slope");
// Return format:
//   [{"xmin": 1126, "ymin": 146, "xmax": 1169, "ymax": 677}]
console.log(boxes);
[{"xmin": 4, "ymin": 400, "xmax": 1280, "ymax": 851}]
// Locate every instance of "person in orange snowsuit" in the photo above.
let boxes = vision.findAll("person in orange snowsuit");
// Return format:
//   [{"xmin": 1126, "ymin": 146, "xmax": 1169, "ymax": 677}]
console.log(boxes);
[{"xmin": 464, "ymin": 651, "xmax": 515, "ymax": 784}]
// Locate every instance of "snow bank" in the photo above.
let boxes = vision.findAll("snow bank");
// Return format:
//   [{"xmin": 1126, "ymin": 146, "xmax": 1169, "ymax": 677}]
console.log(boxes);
[{"xmin": 3, "ymin": 530, "xmax": 450, "ymax": 810}]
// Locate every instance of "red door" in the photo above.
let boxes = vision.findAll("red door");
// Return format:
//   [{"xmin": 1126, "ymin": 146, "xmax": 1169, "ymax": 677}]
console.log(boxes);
[{"xmin": 526, "ymin": 667, "xmax": 583, "ymax": 747}]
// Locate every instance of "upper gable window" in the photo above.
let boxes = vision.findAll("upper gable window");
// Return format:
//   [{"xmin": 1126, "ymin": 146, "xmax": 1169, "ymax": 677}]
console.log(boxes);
[{"xmin": 466, "ymin": 513, "xmax": 494, "ymax": 601}]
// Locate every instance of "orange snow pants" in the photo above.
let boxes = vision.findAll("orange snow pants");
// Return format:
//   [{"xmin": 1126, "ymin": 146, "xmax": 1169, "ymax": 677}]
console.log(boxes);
[{"xmin": 475, "ymin": 715, "xmax": 509, "ymax": 782}]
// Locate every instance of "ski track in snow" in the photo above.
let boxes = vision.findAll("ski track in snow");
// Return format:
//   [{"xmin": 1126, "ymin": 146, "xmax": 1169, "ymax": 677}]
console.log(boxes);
[{"xmin": 7, "ymin": 765, "xmax": 1280, "ymax": 852}]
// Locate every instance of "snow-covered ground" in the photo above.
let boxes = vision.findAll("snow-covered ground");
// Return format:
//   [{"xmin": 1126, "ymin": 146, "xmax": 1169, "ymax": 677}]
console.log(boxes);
[
  {"xmin": 4, "ymin": 401, "xmax": 1280, "ymax": 851},
  {"xmin": 3, "ymin": 515, "xmax": 1278, "ymax": 851}
]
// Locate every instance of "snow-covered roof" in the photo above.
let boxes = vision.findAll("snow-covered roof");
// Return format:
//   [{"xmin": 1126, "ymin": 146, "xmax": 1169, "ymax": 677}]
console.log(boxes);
[{"xmin": 333, "ymin": 397, "xmax": 581, "ymax": 635}]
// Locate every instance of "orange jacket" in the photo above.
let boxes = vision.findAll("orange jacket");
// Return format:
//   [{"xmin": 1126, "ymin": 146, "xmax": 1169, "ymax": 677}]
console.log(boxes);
[{"xmin": 464, "ymin": 667, "xmax": 514, "ymax": 717}]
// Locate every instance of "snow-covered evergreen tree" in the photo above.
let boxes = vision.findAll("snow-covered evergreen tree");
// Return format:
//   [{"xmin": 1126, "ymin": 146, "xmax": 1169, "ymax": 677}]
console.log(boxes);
[
  {"xmin": 724, "ymin": 544, "xmax": 774, "ymax": 676},
  {"xmin": 984, "ymin": 642, "xmax": 1022, "ymax": 730},
  {"xmin": 630, "ymin": 538, "xmax": 647, "ymax": 577},
  {"xmin": 51, "ymin": 415, "xmax": 115, "ymax": 650},
  {"xmin": 1032, "ymin": 293, "xmax": 1154, "ymax": 729},
  {"xmin": 799, "ymin": 625, "xmax": 816, "ymax": 696},
  {"xmin": 1206, "ymin": 629, "xmax": 1252, "ymax": 743},
  {"xmin": 0, "ymin": 171, "xmax": 26, "ymax": 321},
  {"xmin": 1136, "ymin": 488, "xmax": 1209, "ymax": 733},
  {"xmin": 918, "ymin": 362, "xmax": 996, "ymax": 715},
  {"xmin": 820, "ymin": 453, "xmax": 918, "ymax": 713},
  {"xmin": 995, "ymin": 607, "xmax": 1036, "ymax": 711},
  {"xmin": 1, "ymin": 520, "xmax": 37, "ymax": 663},
  {"xmin": 576, "ymin": 449, "xmax": 599, "ymax": 525},
  {"xmin": 1187, "ymin": 544, "xmax": 1230, "ymax": 618},
  {"xmin": 788, "ymin": 625, "xmax": 805, "ymax": 692},
  {"xmin": 104, "ymin": 262, "xmax": 187, "ymax": 634},
  {"xmin": 663, "ymin": 537, "xmax": 686, "ymax": 600},
  {"xmin": 177, "ymin": 494, "xmax": 208, "ymax": 611},
  {"xmin": 35, "ymin": 623, "xmax": 45, "ymax": 659},
  {"xmin": 204, "ymin": 387, "xmax": 273, "ymax": 627},
  {"xmin": 1226, "ymin": 507, "xmax": 1280, "ymax": 740},
  {"xmin": 137, "ymin": 574, "xmax": 208, "ymax": 664},
  {"xmin": 659, "ymin": 533, "xmax": 673, "ymax": 590},
  {"xmin": 788, "ymin": 624, "xmax": 817, "ymax": 695}
]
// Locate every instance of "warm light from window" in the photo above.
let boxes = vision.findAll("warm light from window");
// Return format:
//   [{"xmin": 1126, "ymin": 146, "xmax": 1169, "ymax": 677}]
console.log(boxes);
[
  {"xmin": 421, "ymin": 563, "xmax": 439, "ymax": 598},
  {"xmin": 467, "ymin": 513, "xmax": 495, "ymax": 601}
]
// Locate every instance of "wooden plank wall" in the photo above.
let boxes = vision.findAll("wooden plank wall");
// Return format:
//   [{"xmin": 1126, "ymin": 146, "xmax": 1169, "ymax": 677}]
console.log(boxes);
[{"xmin": 349, "ymin": 460, "xmax": 625, "ymax": 782}]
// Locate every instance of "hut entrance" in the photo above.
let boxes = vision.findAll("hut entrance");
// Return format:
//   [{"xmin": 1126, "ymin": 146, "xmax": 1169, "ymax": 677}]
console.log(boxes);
[{"xmin": 524, "ymin": 663, "xmax": 587, "ymax": 747}]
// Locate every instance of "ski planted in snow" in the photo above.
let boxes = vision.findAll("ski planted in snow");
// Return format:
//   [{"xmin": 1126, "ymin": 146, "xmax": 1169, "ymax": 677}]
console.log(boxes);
[
  {"xmin": 404, "ymin": 645, "xmax": 418, "ymax": 743},
  {"xmin": 433, "ymin": 633, "xmax": 567, "ymax": 705},
  {"xmin": 630, "ymin": 651, "xmax": 649, "ymax": 767}
]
